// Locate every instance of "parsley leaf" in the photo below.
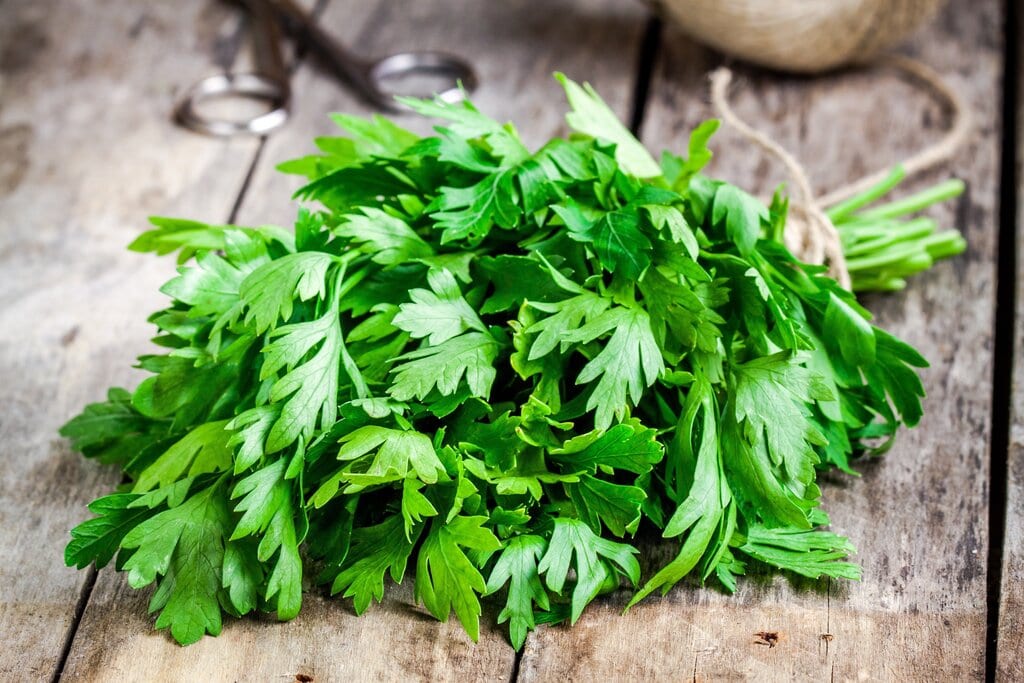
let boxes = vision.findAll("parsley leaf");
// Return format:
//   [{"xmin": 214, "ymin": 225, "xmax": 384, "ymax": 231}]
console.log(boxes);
[
  {"xmin": 538, "ymin": 519, "xmax": 640, "ymax": 624},
  {"xmin": 711, "ymin": 184, "xmax": 768, "ymax": 256},
  {"xmin": 230, "ymin": 460, "xmax": 304, "ymax": 619},
  {"xmin": 132, "ymin": 421, "xmax": 232, "ymax": 493},
  {"xmin": 311, "ymin": 426, "xmax": 446, "ymax": 504},
  {"xmin": 65, "ymin": 493, "xmax": 152, "ymax": 570},
  {"xmin": 392, "ymin": 268, "xmax": 487, "ymax": 345},
  {"xmin": 415, "ymin": 516, "xmax": 501, "ymax": 641},
  {"xmin": 120, "ymin": 484, "xmax": 232, "ymax": 645},
  {"xmin": 562, "ymin": 306, "xmax": 664, "ymax": 429},
  {"xmin": 260, "ymin": 312, "xmax": 346, "ymax": 452},
  {"xmin": 333, "ymin": 207, "xmax": 433, "ymax": 266},
  {"xmin": 331, "ymin": 514, "xmax": 418, "ymax": 615},
  {"xmin": 389, "ymin": 331, "xmax": 501, "ymax": 402},
  {"xmin": 556, "ymin": 72, "xmax": 660, "ymax": 178},
  {"xmin": 556, "ymin": 203, "xmax": 653, "ymax": 280},
  {"xmin": 486, "ymin": 535, "xmax": 550, "ymax": 649},
  {"xmin": 239, "ymin": 252, "xmax": 334, "ymax": 333}
]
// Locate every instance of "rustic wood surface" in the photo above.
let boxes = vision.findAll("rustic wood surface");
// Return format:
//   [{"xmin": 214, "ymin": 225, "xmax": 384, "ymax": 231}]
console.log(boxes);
[
  {"xmin": 0, "ymin": 0, "xmax": 1011, "ymax": 680},
  {"xmin": 0, "ymin": 1, "xmax": 266, "ymax": 678}
]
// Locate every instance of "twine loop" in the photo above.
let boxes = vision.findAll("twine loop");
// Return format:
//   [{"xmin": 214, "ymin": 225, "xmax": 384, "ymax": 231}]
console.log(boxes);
[{"xmin": 708, "ymin": 55, "xmax": 971, "ymax": 289}]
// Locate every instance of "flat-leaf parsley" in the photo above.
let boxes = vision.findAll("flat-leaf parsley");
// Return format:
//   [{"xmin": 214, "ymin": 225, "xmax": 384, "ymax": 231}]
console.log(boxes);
[{"xmin": 62, "ymin": 75, "xmax": 963, "ymax": 648}]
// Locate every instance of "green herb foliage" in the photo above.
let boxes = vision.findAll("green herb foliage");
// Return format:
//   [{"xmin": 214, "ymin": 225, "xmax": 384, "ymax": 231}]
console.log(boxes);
[{"xmin": 62, "ymin": 75, "xmax": 956, "ymax": 649}]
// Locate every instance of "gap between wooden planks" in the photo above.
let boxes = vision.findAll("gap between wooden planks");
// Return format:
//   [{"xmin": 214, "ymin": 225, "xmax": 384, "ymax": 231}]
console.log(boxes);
[{"xmin": 997, "ymin": 0, "xmax": 1023, "ymax": 678}]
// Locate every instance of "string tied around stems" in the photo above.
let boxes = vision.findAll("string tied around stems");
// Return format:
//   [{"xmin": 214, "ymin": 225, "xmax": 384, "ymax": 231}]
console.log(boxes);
[{"xmin": 708, "ymin": 55, "xmax": 971, "ymax": 290}]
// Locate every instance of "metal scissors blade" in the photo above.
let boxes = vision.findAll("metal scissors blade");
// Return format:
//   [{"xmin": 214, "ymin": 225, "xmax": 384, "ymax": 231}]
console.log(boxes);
[{"xmin": 175, "ymin": 0, "xmax": 478, "ymax": 137}]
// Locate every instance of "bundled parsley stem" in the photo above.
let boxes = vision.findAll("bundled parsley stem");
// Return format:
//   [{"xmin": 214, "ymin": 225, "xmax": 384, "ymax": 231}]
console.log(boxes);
[
  {"xmin": 62, "ymin": 74, "xmax": 961, "ymax": 649},
  {"xmin": 824, "ymin": 166, "xmax": 965, "ymax": 291}
]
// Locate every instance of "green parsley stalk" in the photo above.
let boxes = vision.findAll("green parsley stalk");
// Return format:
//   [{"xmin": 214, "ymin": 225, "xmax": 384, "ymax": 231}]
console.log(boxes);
[
  {"xmin": 61, "ymin": 74, "xmax": 962, "ymax": 649},
  {"xmin": 825, "ymin": 167, "xmax": 966, "ymax": 292}
]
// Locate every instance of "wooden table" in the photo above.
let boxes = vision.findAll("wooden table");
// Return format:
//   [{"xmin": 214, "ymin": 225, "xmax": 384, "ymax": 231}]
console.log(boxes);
[{"xmin": 0, "ymin": 0, "xmax": 1015, "ymax": 680}]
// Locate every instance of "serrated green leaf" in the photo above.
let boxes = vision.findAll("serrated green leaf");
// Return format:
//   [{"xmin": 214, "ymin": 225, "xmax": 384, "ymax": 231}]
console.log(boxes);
[
  {"xmin": 121, "ymin": 484, "xmax": 232, "ymax": 645},
  {"xmin": 556, "ymin": 73, "xmax": 660, "ymax": 178},
  {"xmin": 389, "ymin": 331, "xmax": 500, "ymax": 402},
  {"xmin": 564, "ymin": 307, "xmax": 664, "ymax": 429},
  {"xmin": 392, "ymin": 268, "xmax": 486, "ymax": 345},
  {"xmin": 824, "ymin": 292, "xmax": 876, "ymax": 367},
  {"xmin": 537, "ymin": 519, "xmax": 639, "ymax": 624},
  {"xmin": 132, "ymin": 421, "xmax": 232, "ymax": 493},
  {"xmin": 486, "ymin": 535, "xmax": 549, "ymax": 649},
  {"xmin": 550, "ymin": 422, "xmax": 662, "ymax": 475},
  {"xmin": 333, "ymin": 207, "xmax": 433, "ymax": 266},
  {"xmin": 65, "ymin": 493, "xmax": 152, "ymax": 569},
  {"xmin": 331, "ymin": 515, "xmax": 418, "ymax": 615},
  {"xmin": 415, "ymin": 516, "xmax": 501, "ymax": 641},
  {"xmin": 558, "ymin": 205, "xmax": 652, "ymax": 280},
  {"xmin": 712, "ymin": 184, "xmax": 767, "ymax": 256},
  {"xmin": 239, "ymin": 252, "xmax": 334, "ymax": 333},
  {"xmin": 311, "ymin": 426, "xmax": 445, "ymax": 506}
]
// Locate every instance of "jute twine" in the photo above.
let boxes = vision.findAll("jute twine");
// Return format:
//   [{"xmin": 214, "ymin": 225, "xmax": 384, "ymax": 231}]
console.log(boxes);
[{"xmin": 708, "ymin": 55, "xmax": 971, "ymax": 289}]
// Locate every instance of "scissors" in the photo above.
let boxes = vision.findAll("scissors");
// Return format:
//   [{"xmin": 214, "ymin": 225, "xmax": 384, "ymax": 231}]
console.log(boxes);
[{"xmin": 175, "ymin": 0, "xmax": 478, "ymax": 136}]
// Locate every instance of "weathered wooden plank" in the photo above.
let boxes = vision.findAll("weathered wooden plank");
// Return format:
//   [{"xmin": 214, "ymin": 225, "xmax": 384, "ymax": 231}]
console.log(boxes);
[
  {"xmin": 519, "ymin": 0, "xmax": 1000, "ymax": 680},
  {"xmin": 60, "ymin": 0, "xmax": 649, "ymax": 679},
  {"xmin": 63, "ymin": 579, "xmax": 513, "ymax": 682},
  {"xmin": 0, "ymin": 1, "xmax": 269, "ymax": 678},
  {"xmin": 996, "ymin": 8, "xmax": 1023, "ymax": 679}
]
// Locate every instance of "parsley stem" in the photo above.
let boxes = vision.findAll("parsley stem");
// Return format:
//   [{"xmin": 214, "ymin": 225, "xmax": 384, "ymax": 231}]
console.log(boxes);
[
  {"xmin": 841, "ymin": 218, "xmax": 937, "ymax": 257},
  {"xmin": 825, "ymin": 166, "xmax": 906, "ymax": 223},
  {"xmin": 850, "ymin": 275, "xmax": 907, "ymax": 291},
  {"xmin": 845, "ymin": 245, "xmax": 933, "ymax": 272},
  {"xmin": 922, "ymin": 231, "xmax": 968, "ymax": 259},
  {"xmin": 845, "ymin": 231, "xmax": 966, "ymax": 280},
  {"xmin": 854, "ymin": 179, "xmax": 965, "ymax": 221},
  {"xmin": 836, "ymin": 219, "xmax": 902, "ymax": 242},
  {"xmin": 697, "ymin": 250, "xmax": 747, "ymax": 266},
  {"xmin": 334, "ymin": 265, "xmax": 371, "ymax": 304}
]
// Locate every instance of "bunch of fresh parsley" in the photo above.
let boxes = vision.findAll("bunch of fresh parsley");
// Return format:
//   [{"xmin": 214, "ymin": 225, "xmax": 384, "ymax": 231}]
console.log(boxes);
[{"xmin": 62, "ymin": 75, "xmax": 960, "ymax": 648}]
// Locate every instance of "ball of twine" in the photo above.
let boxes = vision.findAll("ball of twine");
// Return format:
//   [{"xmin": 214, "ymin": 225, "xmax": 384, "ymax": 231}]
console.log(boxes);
[
  {"xmin": 657, "ymin": 0, "xmax": 945, "ymax": 73},
  {"xmin": 708, "ymin": 55, "xmax": 971, "ymax": 289}
]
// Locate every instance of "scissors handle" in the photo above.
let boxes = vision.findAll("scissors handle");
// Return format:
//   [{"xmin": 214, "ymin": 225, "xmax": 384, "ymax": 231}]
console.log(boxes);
[
  {"xmin": 176, "ymin": 73, "xmax": 289, "ymax": 136},
  {"xmin": 265, "ymin": 0, "xmax": 477, "ymax": 111},
  {"xmin": 175, "ymin": 0, "xmax": 291, "ymax": 136},
  {"xmin": 366, "ymin": 51, "xmax": 478, "ymax": 110}
]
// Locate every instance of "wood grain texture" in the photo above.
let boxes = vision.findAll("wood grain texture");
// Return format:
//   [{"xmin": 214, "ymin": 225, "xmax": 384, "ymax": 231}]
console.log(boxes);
[
  {"xmin": 59, "ymin": 0, "xmax": 648, "ymax": 680},
  {"xmin": 997, "ymin": 9, "xmax": 1023, "ymax": 679},
  {"xmin": 519, "ymin": 0, "xmax": 1001, "ymax": 680},
  {"xmin": 0, "ymin": 1, "xmax": 266, "ymax": 678},
  {"xmin": 64, "ymin": 578, "xmax": 512, "ymax": 683}
]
